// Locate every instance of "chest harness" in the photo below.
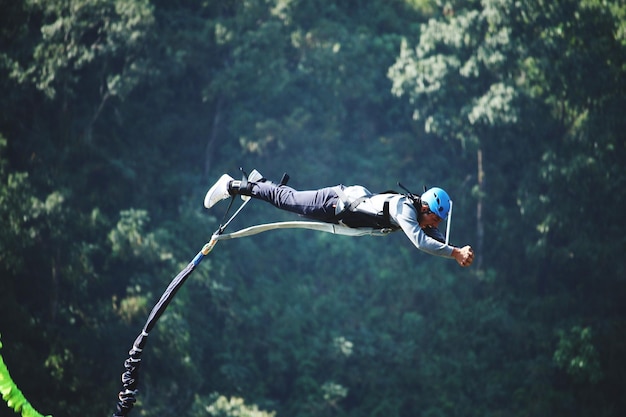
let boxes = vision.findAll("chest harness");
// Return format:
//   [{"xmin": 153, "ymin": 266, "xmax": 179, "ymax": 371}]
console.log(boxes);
[{"xmin": 332, "ymin": 183, "xmax": 422, "ymax": 232}]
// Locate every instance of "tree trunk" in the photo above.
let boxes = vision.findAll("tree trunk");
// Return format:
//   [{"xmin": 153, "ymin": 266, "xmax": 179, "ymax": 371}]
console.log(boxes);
[
  {"xmin": 204, "ymin": 96, "xmax": 224, "ymax": 177},
  {"xmin": 50, "ymin": 247, "xmax": 60, "ymax": 321},
  {"xmin": 476, "ymin": 148, "xmax": 485, "ymax": 272}
]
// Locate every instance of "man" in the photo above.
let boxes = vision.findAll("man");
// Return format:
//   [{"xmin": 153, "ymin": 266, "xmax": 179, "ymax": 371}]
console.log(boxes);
[{"xmin": 204, "ymin": 172, "xmax": 474, "ymax": 267}]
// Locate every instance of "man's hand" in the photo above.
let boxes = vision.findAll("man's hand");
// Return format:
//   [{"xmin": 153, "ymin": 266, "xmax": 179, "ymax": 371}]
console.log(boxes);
[{"xmin": 452, "ymin": 245, "xmax": 474, "ymax": 267}]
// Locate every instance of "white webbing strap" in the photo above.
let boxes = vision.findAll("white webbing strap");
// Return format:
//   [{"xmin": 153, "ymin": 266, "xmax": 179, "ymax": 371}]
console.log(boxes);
[
  {"xmin": 333, "ymin": 185, "xmax": 370, "ymax": 213},
  {"xmin": 445, "ymin": 200, "xmax": 453, "ymax": 245},
  {"xmin": 212, "ymin": 221, "xmax": 393, "ymax": 241}
]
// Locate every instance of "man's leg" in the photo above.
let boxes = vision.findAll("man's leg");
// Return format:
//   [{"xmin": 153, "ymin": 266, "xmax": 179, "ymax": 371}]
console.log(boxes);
[
  {"xmin": 204, "ymin": 174, "xmax": 340, "ymax": 222},
  {"xmin": 245, "ymin": 181, "xmax": 340, "ymax": 222}
]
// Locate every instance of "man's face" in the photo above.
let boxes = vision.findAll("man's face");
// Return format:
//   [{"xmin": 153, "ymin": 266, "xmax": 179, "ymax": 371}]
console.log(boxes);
[{"xmin": 419, "ymin": 204, "xmax": 443, "ymax": 228}]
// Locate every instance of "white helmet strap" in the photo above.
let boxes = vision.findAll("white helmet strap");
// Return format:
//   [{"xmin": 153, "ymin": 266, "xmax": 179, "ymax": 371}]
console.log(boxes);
[{"xmin": 445, "ymin": 200, "xmax": 453, "ymax": 245}]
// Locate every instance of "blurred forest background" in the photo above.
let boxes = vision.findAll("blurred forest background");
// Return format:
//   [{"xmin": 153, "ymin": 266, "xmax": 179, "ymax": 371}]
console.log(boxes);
[{"xmin": 1, "ymin": 0, "xmax": 625, "ymax": 416}]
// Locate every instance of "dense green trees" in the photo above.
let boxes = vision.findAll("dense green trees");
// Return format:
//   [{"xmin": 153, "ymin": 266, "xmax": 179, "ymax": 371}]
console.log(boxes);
[{"xmin": 1, "ymin": 0, "xmax": 625, "ymax": 416}]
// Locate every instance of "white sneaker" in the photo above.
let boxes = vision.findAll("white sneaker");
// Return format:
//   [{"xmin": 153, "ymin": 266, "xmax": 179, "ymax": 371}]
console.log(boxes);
[{"xmin": 204, "ymin": 174, "xmax": 234, "ymax": 208}]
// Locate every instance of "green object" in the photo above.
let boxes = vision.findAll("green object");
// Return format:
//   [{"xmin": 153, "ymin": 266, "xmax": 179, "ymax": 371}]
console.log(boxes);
[{"xmin": 0, "ymin": 334, "xmax": 52, "ymax": 417}]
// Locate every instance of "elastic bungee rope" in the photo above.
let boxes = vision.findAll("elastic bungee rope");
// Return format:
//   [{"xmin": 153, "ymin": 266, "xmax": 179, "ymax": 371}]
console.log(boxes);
[
  {"xmin": 112, "ymin": 241, "xmax": 216, "ymax": 416},
  {"xmin": 111, "ymin": 190, "xmax": 393, "ymax": 415},
  {"xmin": 112, "ymin": 187, "xmax": 251, "ymax": 416}
]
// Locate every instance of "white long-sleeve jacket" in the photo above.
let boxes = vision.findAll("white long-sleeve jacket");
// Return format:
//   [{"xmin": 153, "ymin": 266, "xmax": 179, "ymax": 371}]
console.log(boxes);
[{"xmin": 335, "ymin": 186, "xmax": 455, "ymax": 258}]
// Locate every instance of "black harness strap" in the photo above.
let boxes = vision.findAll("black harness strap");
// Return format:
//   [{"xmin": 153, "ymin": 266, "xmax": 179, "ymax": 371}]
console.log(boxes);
[
  {"xmin": 382, "ymin": 199, "xmax": 390, "ymax": 222},
  {"xmin": 335, "ymin": 194, "xmax": 400, "ymax": 231}
]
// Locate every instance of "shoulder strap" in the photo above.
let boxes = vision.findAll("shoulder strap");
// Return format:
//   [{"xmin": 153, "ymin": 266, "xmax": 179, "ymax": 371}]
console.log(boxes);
[
  {"xmin": 333, "ymin": 186, "xmax": 370, "ymax": 212},
  {"xmin": 397, "ymin": 182, "xmax": 422, "ymax": 208},
  {"xmin": 383, "ymin": 199, "xmax": 391, "ymax": 223}
]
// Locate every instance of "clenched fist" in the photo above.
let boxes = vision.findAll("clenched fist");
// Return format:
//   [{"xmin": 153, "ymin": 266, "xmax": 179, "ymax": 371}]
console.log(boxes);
[{"xmin": 452, "ymin": 245, "xmax": 474, "ymax": 267}]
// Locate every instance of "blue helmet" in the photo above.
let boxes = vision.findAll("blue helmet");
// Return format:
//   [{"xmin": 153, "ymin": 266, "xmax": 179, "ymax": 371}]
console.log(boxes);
[{"xmin": 421, "ymin": 187, "xmax": 451, "ymax": 220}]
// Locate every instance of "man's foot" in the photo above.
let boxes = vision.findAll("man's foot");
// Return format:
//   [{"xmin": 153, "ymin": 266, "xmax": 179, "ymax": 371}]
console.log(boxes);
[
  {"xmin": 204, "ymin": 174, "xmax": 234, "ymax": 208},
  {"xmin": 241, "ymin": 169, "xmax": 263, "ymax": 201}
]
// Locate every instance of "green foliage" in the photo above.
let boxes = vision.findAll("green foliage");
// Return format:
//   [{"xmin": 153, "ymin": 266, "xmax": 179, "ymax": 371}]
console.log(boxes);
[
  {"xmin": 7, "ymin": 0, "xmax": 155, "ymax": 100},
  {"xmin": 0, "ymin": 334, "xmax": 52, "ymax": 417},
  {"xmin": 192, "ymin": 394, "xmax": 275, "ymax": 417},
  {"xmin": 554, "ymin": 326, "xmax": 603, "ymax": 384},
  {"xmin": 388, "ymin": 0, "xmax": 521, "ymax": 144},
  {"xmin": 0, "ymin": 0, "xmax": 625, "ymax": 416}
]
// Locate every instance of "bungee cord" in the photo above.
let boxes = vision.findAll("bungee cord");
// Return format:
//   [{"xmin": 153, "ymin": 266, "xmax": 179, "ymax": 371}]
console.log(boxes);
[
  {"xmin": 213, "ymin": 220, "xmax": 393, "ymax": 241},
  {"xmin": 111, "ymin": 193, "xmax": 241, "ymax": 416},
  {"xmin": 112, "ymin": 243, "xmax": 214, "ymax": 416},
  {"xmin": 111, "ymin": 180, "xmax": 390, "ymax": 416},
  {"xmin": 5, "ymin": 212, "xmax": 383, "ymax": 417}
]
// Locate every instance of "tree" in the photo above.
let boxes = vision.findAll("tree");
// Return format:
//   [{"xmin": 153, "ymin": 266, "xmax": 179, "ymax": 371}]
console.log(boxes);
[
  {"xmin": 388, "ymin": 0, "xmax": 525, "ymax": 272},
  {"xmin": 389, "ymin": 0, "xmax": 626, "ymax": 414}
]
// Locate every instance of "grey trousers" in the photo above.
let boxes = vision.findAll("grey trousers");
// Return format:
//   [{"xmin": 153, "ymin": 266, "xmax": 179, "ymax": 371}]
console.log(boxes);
[{"xmin": 249, "ymin": 181, "xmax": 340, "ymax": 223}]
